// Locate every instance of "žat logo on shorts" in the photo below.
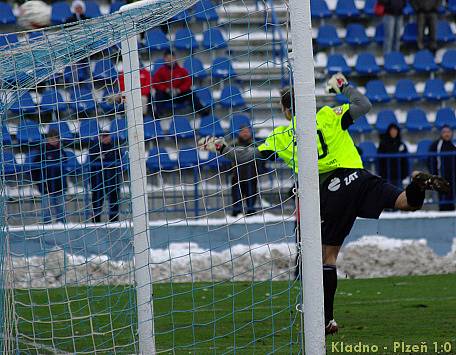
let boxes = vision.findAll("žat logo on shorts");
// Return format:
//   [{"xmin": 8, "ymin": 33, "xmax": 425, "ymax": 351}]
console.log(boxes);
[{"xmin": 328, "ymin": 177, "xmax": 341, "ymax": 192}]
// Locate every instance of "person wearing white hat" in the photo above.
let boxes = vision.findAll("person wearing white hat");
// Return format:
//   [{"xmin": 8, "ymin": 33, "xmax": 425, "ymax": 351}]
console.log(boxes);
[{"xmin": 66, "ymin": 0, "xmax": 88, "ymax": 23}]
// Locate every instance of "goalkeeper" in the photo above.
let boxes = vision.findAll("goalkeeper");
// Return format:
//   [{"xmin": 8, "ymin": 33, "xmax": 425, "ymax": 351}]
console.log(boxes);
[{"xmin": 199, "ymin": 73, "xmax": 450, "ymax": 335}]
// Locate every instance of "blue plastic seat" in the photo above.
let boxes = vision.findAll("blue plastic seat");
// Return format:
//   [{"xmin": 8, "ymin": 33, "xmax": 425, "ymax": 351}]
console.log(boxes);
[
  {"xmin": 441, "ymin": 49, "xmax": 456, "ymax": 71},
  {"xmin": 68, "ymin": 86, "xmax": 96, "ymax": 112},
  {"xmin": 413, "ymin": 50, "xmax": 438, "ymax": 72},
  {"xmin": 85, "ymin": 1, "xmax": 101, "ymax": 18},
  {"xmin": 211, "ymin": 57, "xmax": 236, "ymax": 79},
  {"xmin": 10, "ymin": 91, "xmax": 36, "ymax": 114},
  {"xmin": 358, "ymin": 141, "xmax": 377, "ymax": 162},
  {"xmin": 335, "ymin": 0, "xmax": 360, "ymax": 18},
  {"xmin": 437, "ymin": 20, "xmax": 456, "ymax": 43},
  {"xmin": 423, "ymin": 79, "xmax": 449, "ymax": 101},
  {"xmin": 17, "ymin": 119, "xmax": 42, "ymax": 145},
  {"xmin": 435, "ymin": 108, "xmax": 456, "ymax": 129},
  {"xmin": 454, "ymin": 81, "xmax": 456, "ymax": 98},
  {"xmin": 376, "ymin": 110, "xmax": 399, "ymax": 133},
  {"xmin": 64, "ymin": 149, "xmax": 82, "ymax": 174},
  {"xmin": 48, "ymin": 121, "xmax": 74, "ymax": 143},
  {"xmin": 374, "ymin": 23, "xmax": 384, "ymax": 45},
  {"xmin": 348, "ymin": 116, "xmax": 372, "ymax": 134},
  {"xmin": 0, "ymin": 33, "xmax": 18, "ymax": 49},
  {"xmin": 144, "ymin": 116, "xmax": 164, "ymax": 141},
  {"xmin": 147, "ymin": 147, "xmax": 174, "ymax": 171},
  {"xmin": 1, "ymin": 151, "xmax": 19, "ymax": 175},
  {"xmin": 449, "ymin": 0, "xmax": 456, "ymax": 13},
  {"xmin": 178, "ymin": 147, "xmax": 199, "ymax": 169},
  {"xmin": 184, "ymin": 57, "xmax": 207, "ymax": 79},
  {"xmin": 28, "ymin": 31, "xmax": 45, "ymax": 42},
  {"xmin": 327, "ymin": 54, "xmax": 351, "ymax": 75},
  {"xmin": 416, "ymin": 139, "xmax": 433, "ymax": 157},
  {"xmin": 199, "ymin": 115, "xmax": 224, "ymax": 137},
  {"xmin": 99, "ymin": 87, "xmax": 124, "ymax": 113},
  {"xmin": 174, "ymin": 28, "xmax": 198, "ymax": 51},
  {"xmin": 0, "ymin": 3, "xmax": 16, "ymax": 24},
  {"xmin": 311, "ymin": 0, "xmax": 331, "ymax": 18},
  {"xmin": 394, "ymin": 79, "xmax": 420, "ymax": 102},
  {"xmin": 195, "ymin": 87, "xmax": 214, "ymax": 108},
  {"xmin": 363, "ymin": 0, "xmax": 376, "ymax": 16},
  {"xmin": 406, "ymin": 109, "xmax": 432, "ymax": 132},
  {"xmin": 219, "ymin": 85, "xmax": 245, "ymax": 108},
  {"xmin": 346, "ymin": 24, "xmax": 370, "ymax": 46},
  {"xmin": 193, "ymin": 0, "xmax": 219, "ymax": 22},
  {"xmin": 169, "ymin": 116, "xmax": 194, "ymax": 139},
  {"xmin": 110, "ymin": 0, "xmax": 125, "ymax": 13},
  {"xmin": 51, "ymin": 1, "xmax": 72, "ymax": 24},
  {"xmin": 355, "ymin": 53, "xmax": 380, "ymax": 75},
  {"xmin": 110, "ymin": 117, "xmax": 127, "ymax": 142},
  {"xmin": 317, "ymin": 25, "xmax": 342, "ymax": 47},
  {"xmin": 230, "ymin": 114, "xmax": 251, "ymax": 136},
  {"xmin": 206, "ymin": 152, "xmax": 231, "ymax": 170},
  {"xmin": 403, "ymin": 2, "xmax": 414, "ymax": 15},
  {"xmin": 365, "ymin": 80, "xmax": 390, "ymax": 103},
  {"xmin": 384, "ymin": 51, "xmax": 409, "ymax": 73},
  {"xmin": 2, "ymin": 125, "xmax": 12, "ymax": 145},
  {"xmin": 170, "ymin": 9, "xmax": 191, "ymax": 23},
  {"xmin": 93, "ymin": 59, "xmax": 118, "ymax": 81},
  {"xmin": 40, "ymin": 89, "xmax": 67, "ymax": 113},
  {"xmin": 402, "ymin": 22, "xmax": 417, "ymax": 43},
  {"xmin": 202, "ymin": 28, "xmax": 227, "ymax": 50},
  {"xmin": 63, "ymin": 64, "xmax": 90, "ymax": 83},
  {"xmin": 144, "ymin": 29, "xmax": 170, "ymax": 51},
  {"xmin": 79, "ymin": 119, "xmax": 99, "ymax": 142}
]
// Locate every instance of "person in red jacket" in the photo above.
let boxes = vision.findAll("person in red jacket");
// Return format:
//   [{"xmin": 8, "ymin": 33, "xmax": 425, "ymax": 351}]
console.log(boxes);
[
  {"xmin": 152, "ymin": 50, "xmax": 209, "ymax": 117},
  {"xmin": 118, "ymin": 63, "xmax": 152, "ymax": 114}
]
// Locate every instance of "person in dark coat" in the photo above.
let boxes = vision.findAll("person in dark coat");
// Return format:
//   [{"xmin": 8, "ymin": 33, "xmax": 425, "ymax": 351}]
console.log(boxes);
[
  {"xmin": 66, "ymin": 0, "xmax": 89, "ymax": 23},
  {"xmin": 377, "ymin": 123, "xmax": 409, "ymax": 187},
  {"xmin": 33, "ymin": 129, "xmax": 68, "ymax": 224},
  {"xmin": 231, "ymin": 126, "xmax": 259, "ymax": 216},
  {"xmin": 428, "ymin": 125, "xmax": 456, "ymax": 211},
  {"xmin": 410, "ymin": 0, "xmax": 441, "ymax": 51},
  {"xmin": 89, "ymin": 131, "xmax": 123, "ymax": 222},
  {"xmin": 379, "ymin": 0, "xmax": 407, "ymax": 53}
]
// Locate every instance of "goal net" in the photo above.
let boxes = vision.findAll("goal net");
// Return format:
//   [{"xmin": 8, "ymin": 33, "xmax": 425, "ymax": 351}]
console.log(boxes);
[{"xmin": 0, "ymin": 0, "xmax": 303, "ymax": 353}]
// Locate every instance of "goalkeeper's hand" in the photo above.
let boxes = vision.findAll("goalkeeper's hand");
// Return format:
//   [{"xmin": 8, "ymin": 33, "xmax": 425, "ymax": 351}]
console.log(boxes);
[
  {"xmin": 198, "ymin": 136, "xmax": 226, "ymax": 153},
  {"xmin": 326, "ymin": 73, "xmax": 348, "ymax": 94}
]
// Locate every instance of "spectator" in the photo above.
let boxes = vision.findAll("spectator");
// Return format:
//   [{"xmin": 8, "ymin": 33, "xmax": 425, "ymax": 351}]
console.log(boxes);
[
  {"xmin": 429, "ymin": 125, "xmax": 456, "ymax": 211},
  {"xmin": 377, "ymin": 123, "xmax": 409, "ymax": 187},
  {"xmin": 231, "ymin": 126, "xmax": 259, "ymax": 216},
  {"xmin": 118, "ymin": 62, "xmax": 151, "ymax": 115},
  {"xmin": 89, "ymin": 130, "xmax": 123, "ymax": 222},
  {"xmin": 152, "ymin": 50, "xmax": 209, "ymax": 117},
  {"xmin": 32, "ymin": 129, "xmax": 68, "ymax": 224},
  {"xmin": 410, "ymin": 0, "xmax": 441, "ymax": 52},
  {"xmin": 66, "ymin": 0, "xmax": 88, "ymax": 23},
  {"xmin": 379, "ymin": 0, "xmax": 406, "ymax": 53}
]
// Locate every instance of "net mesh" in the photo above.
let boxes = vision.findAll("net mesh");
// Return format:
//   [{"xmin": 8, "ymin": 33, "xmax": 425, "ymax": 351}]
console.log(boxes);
[{"xmin": 0, "ymin": 0, "xmax": 300, "ymax": 353}]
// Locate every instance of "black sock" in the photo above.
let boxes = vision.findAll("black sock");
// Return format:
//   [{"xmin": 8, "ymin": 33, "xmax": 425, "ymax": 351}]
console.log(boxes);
[
  {"xmin": 323, "ymin": 264, "xmax": 337, "ymax": 325},
  {"xmin": 406, "ymin": 182, "xmax": 425, "ymax": 208}
]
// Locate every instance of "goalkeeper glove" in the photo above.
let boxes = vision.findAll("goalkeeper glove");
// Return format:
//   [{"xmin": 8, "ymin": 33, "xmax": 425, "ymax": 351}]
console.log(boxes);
[
  {"xmin": 198, "ymin": 136, "xmax": 226, "ymax": 153},
  {"xmin": 326, "ymin": 73, "xmax": 348, "ymax": 95}
]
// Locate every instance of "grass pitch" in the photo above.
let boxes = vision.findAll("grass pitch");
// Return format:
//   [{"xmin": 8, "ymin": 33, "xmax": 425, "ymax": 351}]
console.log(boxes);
[{"xmin": 13, "ymin": 274, "xmax": 456, "ymax": 354}]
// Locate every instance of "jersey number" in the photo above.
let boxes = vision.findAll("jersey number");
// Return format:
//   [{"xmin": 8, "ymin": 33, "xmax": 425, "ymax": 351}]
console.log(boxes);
[{"xmin": 317, "ymin": 130, "xmax": 328, "ymax": 159}]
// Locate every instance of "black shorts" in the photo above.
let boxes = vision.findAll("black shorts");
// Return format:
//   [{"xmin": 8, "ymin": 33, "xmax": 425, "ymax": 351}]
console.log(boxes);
[{"xmin": 320, "ymin": 169, "xmax": 402, "ymax": 246}]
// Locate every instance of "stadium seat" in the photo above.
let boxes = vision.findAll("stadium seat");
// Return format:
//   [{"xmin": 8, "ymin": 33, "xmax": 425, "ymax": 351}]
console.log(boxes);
[
  {"xmin": 93, "ymin": 59, "xmax": 118, "ymax": 82},
  {"xmin": 376, "ymin": 110, "xmax": 399, "ymax": 133},
  {"xmin": 10, "ymin": 91, "xmax": 36, "ymax": 114},
  {"xmin": 195, "ymin": 87, "xmax": 214, "ymax": 108},
  {"xmin": 174, "ymin": 28, "xmax": 199, "ymax": 51},
  {"xmin": 327, "ymin": 54, "xmax": 351, "ymax": 75},
  {"xmin": 415, "ymin": 139, "xmax": 433, "ymax": 157},
  {"xmin": 311, "ymin": 0, "xmax": 331, "ymax": 18},
  {"xmin": 144, "ymin": 116, "xmax": 164, "ymax": 141},
  {"xmin": 110, "ymin": 0, "xmax": 125, "ymax": 13},
  {"xmin": 405, "ymin": 109, "xmax": 432, "ymax": 132},
  {"xmin": 99, "ymin": 86, "xmax": 124, "ymax": 113},
  {"xmin": 365, "ymin": 80, "xmax": 390, "ymax": 103},
  {"xmin": 147, "ymin": 147, "xmax": 174, "ymax": 171},
  {"xmin": 348, "ymin": 116, "xmax": 372, "ymax": 134},
  {"xmin": 413, "ymin": 50, "xmax": 438, "ymax": 72},
  {"xmin": 199, "ymin": 115, "xmax": 224, "ymax": 137},
  {"xmin": 85, "ymin": 1, "xmax": 102, "ymax": 18},
  {"xmin": 402, "ymin": 2, "xmax": 414, "ymax": 15},
  {"xmin": 345, "ymin": 24, "xmax": 370, "ymax": 46},
  {"xmin": 193, "ymin": 0, "xmax": 219, "ymax": 22},
  {"xmin": 178, "ymin": 147, "xmax": 199, "ymax": 169},
  {"xmin": 169, "ymin": 116, "xmax": 195, "ymax": 139},
  {"xmin": 335, "ymin": 93, "xmax": 350, "ymax": 104},
  {"xmin": 28, "ymin": 31, "xmax": 44, "ymax": 42},
  {"xmin": 316, "ymin": 25, "xmax": 342, "ymax": 48},
  {"xmin": 363, "ymin": 0, "xmax": 376, "ymax": 16},
  {"xmin": 68, "ymin": 86, "xmax": 96, "ymax": 113},
  {"xmin": 110, "ymin": 117, "xmax": 127, "ymax": 142},
  {"xmin": 0, "ymin": 3, "xmax": 16, "ymax": 24},
  {"xmin": 435, "ymin": 108, "xmax": 456, "ymax": 129},
  {"xmin": 211, "ymin": 57, "xmax": 236, "ymax": 79},
  {"xmin": 1, "ymin": 151, "xmax": 19, "ymax": 175},
  {"xmin": 2, "ymin": 125, "xmax": 12, "ymax": 146},
  {"xmin": 358, "ymin": 141, "xmax": 377, "ymax": 162},
  {"xmin": 51, "ymin": 1, "xmax": 72, "ymax": 24},
  {"xmin": 402, "ymin": 22, "xmax": 417, "ymax": 43},
  {"xmin": 202, "ymin": 28, "xmax": 227, "ymax": 50},
  {"xmin": 355, "ymin": 53, "xmax": 380, "ymax": 75},
  {"xmin": 184, "ymin": 57, "xmax": 207, "ymax": 79},
  {"xmin": 449, "ymin": 0, "xmax": 456, "ymax": 13},
  {"xmin": 63, "ymin": 64, "xmax": 90, "ymax": 83},
  {"xmin": 374, "ymin": 23, "xmax": 384, "ymax": 45},
  {"xmin": 335, "ymin": 0, "xmax": 360, "ymax": 18},
  {"xmin": 219, "ymin": 85, "xmax": 245, "ymax": 108},
  {"xmin": 453, "ymin": 81, "xmax": 456, "ymax": 98},
  {"xmin": 437, "ymin": 20, "xmax": 456, "ymax": 43},
  {"xmin": 441, "ymin": 49, "xmax": 456, "ymax": 71},
  {"xmin": 48, "ymin": 121, "xmax": 74, "ymax": 143},
  {"xmin": 230, "ymin": 114, "xmax": 251, "ymax": 136},
  {"xmin": 206, "ymin": 152, "xmax": 231, "ymax": 170},
  {"xmin": 144, "ymin": 29, "xmax": 170, "ymax": 51},
  {"xmin": 171, "ymin": 10, "xmax": 191, "ymax": 23},
  {"xmin": 64, "ymin": 149, "xmax": 82, "ymax": 174},
  {"xmin": 0, "ymin": 33, "xmax": 18, "ymax": 49},
  {"xmin": 40, "ymin": 89, "xmax": 67, "ymax": 113},
  {"xmin": 384, "ymin": 51, "xmax": 409, "ymax": 74},
  {"xmin": 79, "ymin": 119, "xmax": 99, "ymax": 142},
  {"xmin": 394, "ymin": 79, "xmax": 420, "ymax": 102},
  {"xmin": 17, "ymin": 119, "xmax": 42, "ymax": 145},
  {"xmin": 423, "ymin": 79, "xmax": 449, "ymax": 101}
]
